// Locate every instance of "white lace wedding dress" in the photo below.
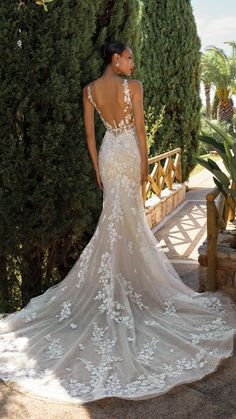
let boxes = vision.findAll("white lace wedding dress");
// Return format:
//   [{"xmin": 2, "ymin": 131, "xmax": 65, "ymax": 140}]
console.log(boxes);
[{"xmin": 0, "ymin": 79, "xmax": 235, "ymax": 404}]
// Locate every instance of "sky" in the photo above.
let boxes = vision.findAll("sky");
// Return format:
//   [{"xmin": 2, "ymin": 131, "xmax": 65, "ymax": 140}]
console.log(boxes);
[
  {"xmin": 191, "ymin": 0, "xmax": 236, "ymax": 53},
  {"xmin": 191, "ymin": 0, "xmax": 236, "ymax": 104}
]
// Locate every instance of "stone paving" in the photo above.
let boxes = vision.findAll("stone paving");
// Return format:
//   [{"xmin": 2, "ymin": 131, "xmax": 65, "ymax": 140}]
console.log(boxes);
[{"xmin": 1, "ymin": 169, "xmax": 236, "ymax": 419}]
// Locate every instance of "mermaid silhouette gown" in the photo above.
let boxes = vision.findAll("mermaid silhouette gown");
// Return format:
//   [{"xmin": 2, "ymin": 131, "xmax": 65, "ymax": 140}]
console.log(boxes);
[{"xmin": 0, "ymin": 79, "xmax": 235, "ymax": 404}]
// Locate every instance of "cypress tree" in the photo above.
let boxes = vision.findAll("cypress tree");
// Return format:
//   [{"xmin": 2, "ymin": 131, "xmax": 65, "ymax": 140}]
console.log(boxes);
[
  {"xmin": 0, "ymin": 0, "xmax": 200, "ymax": 311},
  {"xmin": 0, "ymin": 0, "xmax": 102, "ymax": 310},
  {"xmin": 140, "ymin": 0, "xmax": 201, "ymax": 178},
  {"xmin": 0, "ymin": 0, "xmax": 142, "ymax": 311}
]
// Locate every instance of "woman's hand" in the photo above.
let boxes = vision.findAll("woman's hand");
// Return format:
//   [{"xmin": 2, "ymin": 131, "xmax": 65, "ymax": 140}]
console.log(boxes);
[
  {"xmin": 96, "ymin": 170, "xmax": 103, "ymax": 191},
  {"xmin": 141, "ymin": 158, "xmax": 149, "ymax": 185}
]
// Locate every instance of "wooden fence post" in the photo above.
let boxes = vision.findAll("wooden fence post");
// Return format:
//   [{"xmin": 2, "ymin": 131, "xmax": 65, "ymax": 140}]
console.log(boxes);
[{"xmin": 207, "ymin": 200, "xmax": 217, "ymax": 291}]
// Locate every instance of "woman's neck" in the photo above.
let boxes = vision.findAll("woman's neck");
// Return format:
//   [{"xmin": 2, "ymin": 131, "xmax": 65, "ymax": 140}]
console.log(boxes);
[{"xmin": 102, "ymin": 65, "xmax": 121, "ymax": 79}]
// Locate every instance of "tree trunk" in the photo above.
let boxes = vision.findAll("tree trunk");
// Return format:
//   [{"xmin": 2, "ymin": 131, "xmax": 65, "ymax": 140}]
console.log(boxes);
[
  {"xmin": 212, "ymin": 93, "xmax": 219, "ymax": 120},
  {"xmin": 217, "ymin": 99, "xmax": 234, "ymax": 124},
  {"xmin": 21, "ymin": 246, "xmax": 43, "ymax": 307},
  {"xmin": 204, "ymin": 83, "xmax": 211, "ymax": 119},
  {"xmin": 0, "ymin": 255, "xmax": 9, "ymax": 313}
]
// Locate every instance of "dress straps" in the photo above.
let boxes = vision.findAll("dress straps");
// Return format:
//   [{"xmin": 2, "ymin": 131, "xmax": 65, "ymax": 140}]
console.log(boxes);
[
  {"xmin": 87, "ymin": 79, "xmax": 132, "ymax": 110},
  {"xmin": 87, "ymin": 79, "xmax": 134, "ymax": 136},
  {"xmin": 123, "ymin": 79, "xmax": 132, "ymax": 108},
  {"xmin": 87, "ymin": 83, "xmax": 100, "ymax": 114}
]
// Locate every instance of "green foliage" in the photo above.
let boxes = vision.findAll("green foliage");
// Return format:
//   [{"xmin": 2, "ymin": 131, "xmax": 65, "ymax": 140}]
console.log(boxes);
[
  {"xmin": 18, "ymin": 0, "xmax": 54, "ymax": 12},
  {"xmin": 194, "ymin": 156, "xmax": 230, "ymax": 188},
  {"xmin": 0, "ymin": 0, "xmax": 142, "ymax": 312},
  {"xmin": 140, "ymin": 0, "xmax": 201, "ymax": 179},
  {"xmin": 33, "ymin": 0, "xmax": 54, "ymax": 11},
  {"xmin": 196, "ymin": 119, "xmax": 236, "ymax": 200},
  {"xmin": 0, "ymin": 0, "xmax": 202, "ymax": 312},
  {"xmin": 201, "ymin": 43, "xmax": 236, "ymax": 96},
  {"xmin": 199, "ymin": 116, "xmax": 233, "ymax": 155},
  {"xmin": 232, "ymin": 111, "xmax": 236, "ymax": 133},
  {"xmin": 201, "ymin": 42, "xmax": 236, "ymax": 124},
  {"xmin": 144, "ymin": 106, "xmax": 165, "ymax": 153},
  {"xmin": 211, "ymin": 92, "xmax": 219, "ymax": 119}
]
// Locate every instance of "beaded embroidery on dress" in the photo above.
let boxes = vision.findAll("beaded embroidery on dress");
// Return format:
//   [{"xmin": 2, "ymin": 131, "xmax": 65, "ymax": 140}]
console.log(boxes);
[{"xmin": 0, "ymin": 79, "xmax": 235, "ymax": 404}]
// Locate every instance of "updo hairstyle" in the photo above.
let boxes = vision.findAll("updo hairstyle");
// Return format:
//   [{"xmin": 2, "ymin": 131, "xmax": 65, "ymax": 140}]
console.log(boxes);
[{"xmin": 101, "ymin": 41, "xmax": 127, "ymax": 66}]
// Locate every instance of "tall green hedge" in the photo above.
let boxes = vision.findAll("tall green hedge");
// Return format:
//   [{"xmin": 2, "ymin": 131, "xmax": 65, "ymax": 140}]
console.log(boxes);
[
  {"xmin": 0, "ymin": 0, "xmax": 142, "ymax": 311},
  {"xmin": 140, "ymin": 0, "xmax": 201, "ymax": 178},
  {"xmin": 0, "ymin": 1, "xmax": 201, "ymax": 312},
  {"xmin": 0, "ymin": 0, "xmax": 100, "ymax": 310}
]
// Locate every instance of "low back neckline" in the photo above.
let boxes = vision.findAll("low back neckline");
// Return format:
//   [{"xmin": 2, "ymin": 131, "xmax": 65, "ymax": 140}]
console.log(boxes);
[{"xmin": 87, "ymin": 78, "xmax": 134, "ymax": 136}]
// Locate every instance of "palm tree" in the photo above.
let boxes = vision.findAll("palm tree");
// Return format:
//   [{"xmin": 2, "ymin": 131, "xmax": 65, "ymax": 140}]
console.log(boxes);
[
  {"xmin": 200, "ymin": 52, "xmax": 212, "ymax": 119},
  {"xmin": 201, "ymin": 42, "xmax": 236, "ymax": 125},
  {"xmin": 203, "ymin": 80, "xmax": 211, "ymax": 119}
]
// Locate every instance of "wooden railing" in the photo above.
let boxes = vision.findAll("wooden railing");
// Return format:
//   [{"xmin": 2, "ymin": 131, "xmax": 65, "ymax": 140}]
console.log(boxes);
[
  {"xmin": 206, "ymin": 185, "xmax": 236, "ymax": 291},
  {"xmin": 142, "ymin": 148, "xmax": 182, "ymax": 203}
]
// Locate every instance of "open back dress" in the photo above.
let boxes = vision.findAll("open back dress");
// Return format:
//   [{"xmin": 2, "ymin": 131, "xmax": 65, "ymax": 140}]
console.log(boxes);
[{"xmin": 0, "ymin": 78, "xmax": 235, "ymax": 404}]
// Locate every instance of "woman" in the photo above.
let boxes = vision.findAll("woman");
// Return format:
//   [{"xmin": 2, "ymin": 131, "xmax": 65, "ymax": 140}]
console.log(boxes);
[
  {"xmin": 0, "ymin": 41, "xmax": 235, "ymax": 404},
  {"xmin": 83, "ymin": 41, "xmax": 148, "ymax": 191}
]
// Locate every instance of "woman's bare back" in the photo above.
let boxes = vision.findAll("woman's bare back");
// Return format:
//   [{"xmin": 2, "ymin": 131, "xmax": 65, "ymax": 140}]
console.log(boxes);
[
  {"xmin": 83, "ymin": 73, "xmax": 148, "ymax": 184},
  {"xmin": 87, "ymin": 76, "xmax": 134, "ymax": 135}
]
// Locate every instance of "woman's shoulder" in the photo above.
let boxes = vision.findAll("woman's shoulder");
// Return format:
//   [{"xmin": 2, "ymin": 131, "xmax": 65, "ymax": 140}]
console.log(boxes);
[
  {"xmin": 127, "ymin": 79, "xmax": 143, "ymax": 95},
  {"xmin": 83, "ymin": 77, "xmax": 102, "ymax": 92},
  {"xmin": 128, "ymin": 79, "xmax": 142, "ymax": 86}
]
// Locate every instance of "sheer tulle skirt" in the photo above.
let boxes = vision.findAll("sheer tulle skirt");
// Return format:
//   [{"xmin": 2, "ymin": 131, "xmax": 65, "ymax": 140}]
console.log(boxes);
[{"xmin": 0, "ymin": 128, "xmax": 235, "ymax": 403}]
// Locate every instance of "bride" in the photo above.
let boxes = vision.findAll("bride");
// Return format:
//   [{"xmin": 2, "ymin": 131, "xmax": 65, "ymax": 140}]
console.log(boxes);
[{"xmin": 0, "ymin": 41, "xmax": 235, "ymax": 404}]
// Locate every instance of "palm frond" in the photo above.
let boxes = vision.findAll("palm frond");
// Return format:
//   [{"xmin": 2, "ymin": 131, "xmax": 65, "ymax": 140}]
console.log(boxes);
[{"xmin": 201, "ymin": 42, "xmax": 236, "ymax": 92}]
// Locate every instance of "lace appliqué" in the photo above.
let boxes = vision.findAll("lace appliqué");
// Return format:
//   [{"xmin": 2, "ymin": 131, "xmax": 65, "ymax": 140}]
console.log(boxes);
[
  {"xmin": 191, "ymin": 294, "xmax": 225, "ymax": 313},
  {"xmin": 123, "ymin": 79, "xmax": 132, "ymax": 106},
  {"xmin": 24, "ymin": 309, "xmax": 37, "ymax": 323},
  {"xmin": 56, "ymin": 300, "xmax": 72, "ymax": 322},
  {"xmin": 45, "ymin": 335, "xmax": 64, "ymax": 359},
  {"xmin": 0, "ymin": 325, "xmax": 222, "ymax": 401},
  {"xmin": 93, "ymin": 253, "xmax": 133, "ymax": 328},
  {"xmin": 136, "ymin": 222, "xmax": 154, "ymax": 258},
  {"xmin": 59, "ymin": 324, "xmax": 123, "ymax": 397},
  {"xmin": 107, "ymin": 195, "xmax": 123, "ymax": 250},
  {"xmin": 94, "ymin": 252, "xmax": 148, "ymax": 327},
  {"xmin": 79, "ymin": 323, "xmax": 123, "ymax": 387},
  {"xmin": 144, "ymin": 320, "xmax": 159, "ymax": 326},
  {"xmin": 87, "ymin": 79, "xmax": 134, "ymax": 136},
  {"xmin": 117, "ymin": 274, "xmax": 149, "ymax": 311},
  {"xmin": 70, "ymin": 323, "xmax": 77, "ymax": 329},
  {"xmin": 163, "ymin": 299, "xmax": 177, "ymax": 316},
  {"xmin": 162, "ymin": 349, "xmax": 207, "ymax": 377},
  {"xmin": 128, "ymin": 241, "xmax": 133, "ymax": 254},
  {"xmin": 189, "ymin": 317, "xmax": 232, "ymax": 344},
  {"xmin": 137, "ymin": 337, "xmax": 159, "ymax": 366},
  {"xmin": 59, "ymin": 324, "xmax": 210, "ymax": 398},
  {"xmin": 59, "ymin": 378, "xmax": 90, "ymax": 397},
  {"xmin": 76, "ymin": 228, "xmax": 99, "ymax": 289}
]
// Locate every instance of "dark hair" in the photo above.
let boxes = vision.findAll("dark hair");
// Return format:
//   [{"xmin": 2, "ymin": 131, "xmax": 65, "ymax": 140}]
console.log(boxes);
[{"xmin": 101, "ymin": 41, "xmax": 127, "ymax": 66}]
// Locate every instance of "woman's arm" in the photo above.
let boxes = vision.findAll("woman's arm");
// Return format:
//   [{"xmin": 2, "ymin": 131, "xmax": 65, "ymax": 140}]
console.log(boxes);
[
  {"xmin": 130, "ymin": 80, "xmax": 149, "ymax": 184},
  {"xmin": 83, "ymin": 86, "xmax": 103, "ymax": 190}
]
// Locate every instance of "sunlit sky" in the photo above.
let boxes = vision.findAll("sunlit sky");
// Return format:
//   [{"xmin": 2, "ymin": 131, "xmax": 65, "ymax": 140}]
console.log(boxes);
[
  {"xmin": 191, "ymin": 0, "xmax": 236, "ymax": 104},
  {"xmin": 191, "ymin": 0, "xmax": 236, "ymax": 53}
]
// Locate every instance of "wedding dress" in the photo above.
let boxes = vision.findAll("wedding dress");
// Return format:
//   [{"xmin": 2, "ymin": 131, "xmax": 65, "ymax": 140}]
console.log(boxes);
[{"xmin": 0, "ymin": 78, "xmax": 235, "ymax": 404}]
